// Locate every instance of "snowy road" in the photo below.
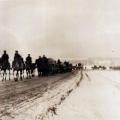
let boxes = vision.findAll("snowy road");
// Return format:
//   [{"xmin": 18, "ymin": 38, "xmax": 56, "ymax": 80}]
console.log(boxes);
[
  {"xmin": 0, "ymin": 71, "xmax": 81, "ymax": 120},
  {"xmin": 54, "ymin": 71, "xmax": 120, "ymax": 120},
  {"xmin": 1, "ymin": 70, "xmax": 119, "ymax": 120}
]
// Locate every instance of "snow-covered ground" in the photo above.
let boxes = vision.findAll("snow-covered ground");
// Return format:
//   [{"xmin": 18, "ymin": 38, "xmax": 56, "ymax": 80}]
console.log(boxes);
[
  {"xmin": 0, "ymin": 71, "xmax": 81, "ymax": 120},
  {"xmin": 53, "ymin": 71, "xmax": 120, "ymax": 120},
  {"xmin": 1, "ymin": 70, "xmax": 120, "ymax": 120}
]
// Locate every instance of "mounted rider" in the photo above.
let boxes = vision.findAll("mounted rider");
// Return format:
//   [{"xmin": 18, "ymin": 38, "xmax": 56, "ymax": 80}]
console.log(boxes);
[
  {"xmin": 26, "ymin": 54, "xmax": 32, "ymax": 65},
  {"xmin": 25, "ymin": 54, "xmax": 32, "ymax": 72},
  {"xmin": 25, "ymin": 54, "xmax": 32, "ymax": 79},
  {"xmin": 57, "ymin": 59, "xmax": 63, "ymax": 73},
  {"xmin": 42, "ymin": 55, "xmax": 49, "ymax": 76},
  {"xmin": 35, "ymin": 56, "xmax": 43, "ymax": 77},
  {"xmin": 12, "ymin": 50, "xmax": 23, "ymax": 69},
  {"xmin": 1, "ymin": 50, "xmax": 10, "ymax": 70},
  {"xmin": 1, "ymin": 50, "xmax": 9, "ymax": 64},
  {"xmin": 14, "ymin": 50, "xmax": 21, "ymax": 62},
  {"xmin": 57, "ymin": 59, "xmax": 61, "ymax": 65}
]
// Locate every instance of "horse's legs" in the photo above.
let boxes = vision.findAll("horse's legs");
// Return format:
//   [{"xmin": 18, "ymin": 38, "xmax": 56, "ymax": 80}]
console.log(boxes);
[
  {"xmin": 0, "ymin": 69, "xmax": 2, "ymax": 78},
  {"xmin": 28, "ymin": 70, "xmax": 30, "ymax": 79},
  {"xmin": 20, "ymin": 70, "xmax": 22, "ymax": 80},
  {"xmin": 3, "ymin": 70, "xmax": 7, "ymax": 81},
  {"xmin": 26, "ymin": 69, "xmax": 32, "ymax": 79},
  {"xmin": 29, "ymin": 70, "xmax": 31, "ymax": 79},
  {"xmin": 13, "ymin": 70, "xmax": 17, "ymax": 80},
  {"xmin": 0, "ymin": 69, "xmax": 1, "ymax": 75},
  {"xmin": 2, "ymin": 71, "xmax": 4, "ymax": 81},
  {"xmin": 28, "ymin": 70, "xmax": 29, "ymax": 79},
  {"xmin": 31, "ymin": 69, "xmax": 35, "ymax": 77},
  {"xmin": 15, "ymin": 71, "xmax": 19, "ymax": 81},
  {"xmin": 5, "ymin": 70, "xmax": 7, "ymax": 81},
  {"xmin": 22, "ymin": 70, "xmax": 24, "ymax": 78},
  {"xmin": 26, "ymin": 70, "xmax": 28, "ymax": 79},
  {"xmin": 13, "ymin": 70, "xmax": 14, "ymax": 78},
  {"xmin": 9, "ymin": 70, "xmax": 11, "ymax": 80}
]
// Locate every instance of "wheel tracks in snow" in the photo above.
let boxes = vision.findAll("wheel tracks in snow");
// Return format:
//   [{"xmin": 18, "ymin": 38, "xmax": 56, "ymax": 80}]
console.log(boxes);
[{"xmin": 0, "ymin": 71, "xmax": 79, "ymax": 119}]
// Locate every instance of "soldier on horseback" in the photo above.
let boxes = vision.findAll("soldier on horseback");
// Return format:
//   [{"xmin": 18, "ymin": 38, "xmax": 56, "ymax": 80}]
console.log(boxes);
[
  {"xmin": 26, "ymin": 54, "xmax": 32, "ymax": 65},
  {"xmin": 1, "ymin": 50, "xmax": 9, "ymax": 64},
  {"xmin": 57, "ymin": 59, "xmax": 64, "ymax": 73},
  {"xmin": 14, "ymin": 50, "xmax": 21, "ymax": 62},
  {"xmin": 12, "ymin": 50, "xmax": 24, "ymax": 81},
  {"xmin": 42, "ymin": 55, "xmax": 49, "ymax": 76},
  {"xmin": 25, "ymin": 54, "xmax": 32, "ymax": 79},
  {"xmin": 1, "ymin": 50, "xmax": 10, "ymax": 80},
  {"xmin": 35, "ymin": 56, "xmax": 43, "ymax": 77}
]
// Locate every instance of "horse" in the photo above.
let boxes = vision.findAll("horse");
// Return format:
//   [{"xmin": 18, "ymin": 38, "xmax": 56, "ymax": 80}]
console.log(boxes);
[
  {"xmin": 35, "ymin": 58, "xmax": 43, "ymax": 77},
  {"xmin": 48, "ymin": 58, "xmax": 58, "ymax": 75},
  {"xmin": 31, "ymin": 63, "xmax": 36, "ymax": 77},
  {"xmin": 58, "ymin": 63, "xmax": 65, "ymax": 73},
  {"xmin": 12, "ymin": 59, "xmax": 25, "ymax": 81},
  {"xmin": 36, "ymin": 57, "xmax": 50, "ymax": 77},
  {"xmin": 1, "ymin": 61, "xmax": 11, "ymax": 81},
  {"xmin": 25, "ymin": 61, "xmax": 32, "ymax": 79},
  {"xmin": 65, "ymin": 63, "xmax": 73, "ymax": 72}
]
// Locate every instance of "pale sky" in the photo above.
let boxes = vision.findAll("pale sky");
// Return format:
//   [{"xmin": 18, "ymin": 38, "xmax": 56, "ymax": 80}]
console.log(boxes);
[{"xmin": 0, "ymin": 0, "xmax": 120, "ymax": 60}]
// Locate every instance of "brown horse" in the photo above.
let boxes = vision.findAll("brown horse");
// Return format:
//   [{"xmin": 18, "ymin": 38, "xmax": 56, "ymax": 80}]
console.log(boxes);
[
  {"xmin": 25, "ymin": 61, "xmax": 32, "ymax": 79},
  {"xmin": 12, "ymin": 59, "xmax": 25, "ymax": 81},
  {"xmin": 1, "ymin": 61, "xmax": 11, "ymax": 81}
]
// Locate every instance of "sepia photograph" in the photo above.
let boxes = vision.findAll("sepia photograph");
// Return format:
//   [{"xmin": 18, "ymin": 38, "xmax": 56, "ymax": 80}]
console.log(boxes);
[{"xmin": 0, "ymin": 0, "xmax": 120, "ymax": 120}]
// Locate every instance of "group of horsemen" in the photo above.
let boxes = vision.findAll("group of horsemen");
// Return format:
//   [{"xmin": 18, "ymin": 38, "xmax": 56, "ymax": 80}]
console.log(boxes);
[{"xmin": 0, "ymin": 50, "xmax": 73, "ymax": 81}]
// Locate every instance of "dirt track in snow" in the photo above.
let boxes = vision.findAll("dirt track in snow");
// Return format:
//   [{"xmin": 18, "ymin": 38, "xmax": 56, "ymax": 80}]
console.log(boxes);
[{"xmin": 0, "ymin": 71, "xmax": 79, "ymax": 119}]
